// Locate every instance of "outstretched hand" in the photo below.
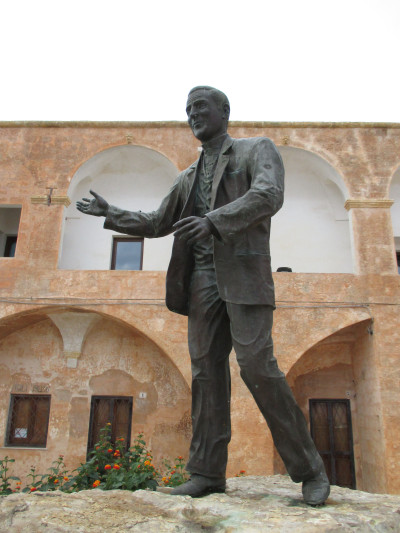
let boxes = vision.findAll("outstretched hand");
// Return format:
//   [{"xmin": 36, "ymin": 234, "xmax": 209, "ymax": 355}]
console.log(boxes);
[
  {"xmin": 76, "ymin": 190, "xmax": 109, "ymax": 217},
  {"xmin": 173, "ymin": 216, "xmax": 212, "ymax": 246}
]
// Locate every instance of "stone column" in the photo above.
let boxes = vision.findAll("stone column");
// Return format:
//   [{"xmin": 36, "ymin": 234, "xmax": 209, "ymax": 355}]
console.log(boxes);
[{"xmin": 345, "ymin": 199, "xmax": 397, "ymax": 275}]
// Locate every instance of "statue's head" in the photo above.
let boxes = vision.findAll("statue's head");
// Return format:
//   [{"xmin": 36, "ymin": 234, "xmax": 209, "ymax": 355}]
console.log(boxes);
[{"xmin": 186, "ymin": 86, "xmax": 230, "ymax": 142}]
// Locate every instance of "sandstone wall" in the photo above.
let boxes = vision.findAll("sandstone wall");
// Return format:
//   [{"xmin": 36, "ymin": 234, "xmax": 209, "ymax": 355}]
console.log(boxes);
[{"xmin": 0, "ymin": 122, "xmax": 399, "ymax": 493}]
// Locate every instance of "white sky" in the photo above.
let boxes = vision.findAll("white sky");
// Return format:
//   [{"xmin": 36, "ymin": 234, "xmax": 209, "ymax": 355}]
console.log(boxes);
[{"xmin": 1, "ymin": 0, "xmax": 399, "ymax": 122}]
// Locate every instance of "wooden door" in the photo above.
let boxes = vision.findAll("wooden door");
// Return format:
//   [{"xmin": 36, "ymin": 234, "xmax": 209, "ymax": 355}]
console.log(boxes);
[{"xmin": 309, "ymin": 399, "xmax": 356, "ymax": 489}]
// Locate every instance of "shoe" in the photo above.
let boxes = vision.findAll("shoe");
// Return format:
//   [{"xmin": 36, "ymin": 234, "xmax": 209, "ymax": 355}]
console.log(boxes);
[
  {"xmin": 302, "ymin": 471, "xmax": 330, "ymax": 506},
  {"xmin": 170, "ymin": 474, "xmax": 226, "ymax": 498}
]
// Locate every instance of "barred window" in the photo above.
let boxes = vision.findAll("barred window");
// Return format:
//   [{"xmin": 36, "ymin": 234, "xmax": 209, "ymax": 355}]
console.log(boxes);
[
  {"xmin": 6, "ymin": 395, "xmax": 51, "ymax": 447},
  {"xmin": 87, "ymin": 396, "xmax": 133, "ymax": 454}
]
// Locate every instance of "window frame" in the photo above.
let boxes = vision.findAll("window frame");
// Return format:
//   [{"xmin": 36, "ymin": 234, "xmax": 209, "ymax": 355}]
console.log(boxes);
[
  {"xmin": 87, "ymin": 395, "xmax": 133, "ymax": 455},
  {"xmin": 110, "ymin": 237, "xmax": 144, "ymax": 270},
  {"xmin": 5, "ymin": 394, "xmax": 51, "ymax": 448}
]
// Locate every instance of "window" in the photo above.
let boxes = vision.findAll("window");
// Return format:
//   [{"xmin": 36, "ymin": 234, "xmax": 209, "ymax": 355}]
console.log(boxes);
[
  {"xmin": 6, "ymin": 395, "xmax": 51, "ymax": 447},
  {"xmin": 0, "ymin": 206, "xmax": 21, "ymax": 258},
  {"xmin": 111, "ymin": 238, "xmax": 143, "ymax": 270},
  {"xmin": 87, "ymin": 396, "xmax": 133, "ymax": 454},
  {"xmin": 4, "ymin": 236, "xmax": 17, "ymax": 257}
]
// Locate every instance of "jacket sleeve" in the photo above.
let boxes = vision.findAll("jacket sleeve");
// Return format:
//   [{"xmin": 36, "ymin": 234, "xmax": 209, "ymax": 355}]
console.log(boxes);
[
  {"xmin": 205, "ymin": 138, "xmax": 284, "ymax": 242},
  {"xmin": 103, "ymin": 172, "xmax": 185, "ymax": 238}
]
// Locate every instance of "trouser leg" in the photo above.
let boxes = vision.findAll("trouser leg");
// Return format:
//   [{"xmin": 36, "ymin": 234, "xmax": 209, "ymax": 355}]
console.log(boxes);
[
  {"xmin": 186, "ymin": 270, "xmax": 232, "ymax": 479},
  {"xmin": 226, "ymin": 302, "xmax": 324, "ymax": 482}
]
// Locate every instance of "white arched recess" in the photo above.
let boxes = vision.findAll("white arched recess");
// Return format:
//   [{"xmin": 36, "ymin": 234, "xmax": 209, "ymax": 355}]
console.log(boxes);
[
  {"xmin": 59, "ymin": 145, "xmax": 179, "ymax": 270},
  {"xmin": 390, "ymin": 166, "xmax": 400, "ymax": 258},
  {"xmin": 272, "ymin": 147, "xmax": 353, "ymax": 273}
]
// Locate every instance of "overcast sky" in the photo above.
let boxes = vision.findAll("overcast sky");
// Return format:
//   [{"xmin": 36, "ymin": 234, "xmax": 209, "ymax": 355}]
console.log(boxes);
[{"xmin": 1, "ymin": 0, "xmax": 399, "ymax": 123}]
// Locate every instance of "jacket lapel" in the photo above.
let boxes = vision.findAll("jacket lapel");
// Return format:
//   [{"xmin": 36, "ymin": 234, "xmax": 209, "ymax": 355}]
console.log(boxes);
[
  {"xmin": 180, "ymin": 155, "xmax": 202, "ymax": 219},
  {"xmin": 210, "ymin": 136, "xmax": 234, "ymax": 208}
]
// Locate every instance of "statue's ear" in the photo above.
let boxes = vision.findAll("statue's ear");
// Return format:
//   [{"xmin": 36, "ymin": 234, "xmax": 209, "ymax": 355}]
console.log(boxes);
[{"xmin": 222, "ymin": 103, "xmax": 230, "ymax": 120}]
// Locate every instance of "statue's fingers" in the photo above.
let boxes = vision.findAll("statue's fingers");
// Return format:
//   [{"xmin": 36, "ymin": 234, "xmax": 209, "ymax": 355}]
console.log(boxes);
[
  {"xmin": 173, "ymin": 227, "xmax": 190, "ymax": 238},
  {"xmin": 173, "ymin": 216, "xmax": 196, "ymax": 229},
  {"xmin": 89, "ymin": 189, "xmax": 100, "ymax": 199}
]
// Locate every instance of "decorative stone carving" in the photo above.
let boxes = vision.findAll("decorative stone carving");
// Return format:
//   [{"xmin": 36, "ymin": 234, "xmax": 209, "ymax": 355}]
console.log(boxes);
[{"xmin": 48, "ymin": 312, "xmax": 99, "ymax": 367}]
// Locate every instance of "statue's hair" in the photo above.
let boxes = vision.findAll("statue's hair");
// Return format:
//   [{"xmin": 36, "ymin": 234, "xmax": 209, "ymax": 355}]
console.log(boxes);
[{"xmin": 188, "ymin": 86, "xmax": 230, "ymax": 116}]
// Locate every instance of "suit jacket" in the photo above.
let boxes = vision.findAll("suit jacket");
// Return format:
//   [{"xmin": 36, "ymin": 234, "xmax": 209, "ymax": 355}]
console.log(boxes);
[{"xmin": 104, "ymin": 135, "xmax": 284, "ymax": 316}]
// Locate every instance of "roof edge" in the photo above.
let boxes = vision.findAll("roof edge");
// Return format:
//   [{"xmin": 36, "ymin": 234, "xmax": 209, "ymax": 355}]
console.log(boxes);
[{"xmin": 0, "ymin": 120, "xmax": 399, "ymax": 129}]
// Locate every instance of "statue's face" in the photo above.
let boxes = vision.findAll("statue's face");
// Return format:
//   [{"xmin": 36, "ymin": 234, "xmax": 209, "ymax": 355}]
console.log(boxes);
[{"xmin": 186, "ymin": 91, "xmax": 228, "ymax": 142}]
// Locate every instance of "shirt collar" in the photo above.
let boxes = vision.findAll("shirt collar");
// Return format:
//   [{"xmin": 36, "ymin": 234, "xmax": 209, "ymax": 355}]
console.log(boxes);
[{"xmin": 202, "ymin": 133, "xmax": 229, "ymax": 155}]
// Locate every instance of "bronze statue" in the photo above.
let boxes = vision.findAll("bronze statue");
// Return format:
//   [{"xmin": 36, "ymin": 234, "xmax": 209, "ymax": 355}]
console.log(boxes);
[{"xmin": 77, "ymin": 86, "xmax": 330, "ymax": 505}]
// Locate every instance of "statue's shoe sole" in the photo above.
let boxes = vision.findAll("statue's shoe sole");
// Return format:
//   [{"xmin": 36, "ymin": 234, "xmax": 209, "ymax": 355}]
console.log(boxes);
[{"xmin": 171, "ymin": 485, "xmax": 226, "ymax": 498}]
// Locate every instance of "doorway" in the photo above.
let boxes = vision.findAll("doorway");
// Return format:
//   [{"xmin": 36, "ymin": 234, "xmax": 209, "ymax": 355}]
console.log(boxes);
[{"xmin": 309, "ymin": 399, "xmax": 356, "ymax": 489}]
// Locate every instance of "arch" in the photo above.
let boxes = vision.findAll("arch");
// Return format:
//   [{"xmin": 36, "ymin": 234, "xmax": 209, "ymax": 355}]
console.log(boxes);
[
  {"xmin": 59, "ymin": 145, "xmax": 180, "ymax": 271},
  {"xmin": 0, "ymin": 305, "xmax": 192, "ymax": 471},
  {"xmin": 0, "ymin": 306, "xmax": 185, "ymax": 381},
  {"xmin": 286, "ymin": 318, "xmax": 371, "ymax": 384},
  {"xmin": 272, "ymin": 147, "xmax": 353, "ymax": 273},
  {"xmin": 280, "ymin": 317, "xmax": 385, "ymax": 491}
]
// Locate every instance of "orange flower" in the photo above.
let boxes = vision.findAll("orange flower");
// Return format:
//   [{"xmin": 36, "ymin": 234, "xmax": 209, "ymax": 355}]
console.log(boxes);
[
  {"xmin": 54, "ymin": 479, "xmax": 59, "ymax": 484},
  {"xmin": 106, "ymin": 422, "xmax": 111, "ymax": 426},
  {"xmin": 240, "ymin": 470, "xmax": 246, "ymax": 474},
  {"xmin": 63, "ymin": 477, "xmax": 69, "ymax": 481},
  {"xmin": 113, "ymin": 464, "xmax": 120, "ymax": 470},
  {"xmin": 178, "ymin": 456, "xmax": 183, "ymax": 460},
  {"xmin": 30, "ymin": 487, "xmax": 37, "ymax": 492},
  {"xmin": 16, "ymin": 481, "xmax": 21, "ymax": 485},
  {"xmin": 144, "ymin": 460, "xmax": 151, "ymax": 466},
  {"xmin": 171, "ymin": 470, "xmax": 176, "ymax": 475},
  {"xmin": 105, "ymin": 464, "xmax": 112, "ymax": 470},
  {"xmin": 113, "ymin": 451, "xmax": 120, "ymax": 457},
  {"xmin": 108, "ymin": 449, "xmax": 113, "ymax": 453},
  {"xmin": 93, "ymin": 480, "xmax": 101, "ymax": 487}
]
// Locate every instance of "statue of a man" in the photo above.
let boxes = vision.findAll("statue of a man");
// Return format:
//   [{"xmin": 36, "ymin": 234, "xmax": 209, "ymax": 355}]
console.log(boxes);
[{"xmin": 77, "ymin": 86, "xmax": 330, "ymax": 505}]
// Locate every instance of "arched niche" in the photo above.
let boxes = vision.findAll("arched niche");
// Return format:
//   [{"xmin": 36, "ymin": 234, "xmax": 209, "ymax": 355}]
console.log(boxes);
[
  {"xmin": 0, "ymin": 307, "xmax": 192, "ymax": 471},
  {"xmin": 272, "ymin": 147, "xmax": 353, "ymax": 273},
  {"xmin": 389, "ymin": 166, "xmax": 400, "ymax": 256},
  {"xmin": 280, "ymin": 318, "xmax": 384, "ymax": 492},
  {"xmin": 59, "ymin": 145, "xmax": 179, "ymax": 270}
]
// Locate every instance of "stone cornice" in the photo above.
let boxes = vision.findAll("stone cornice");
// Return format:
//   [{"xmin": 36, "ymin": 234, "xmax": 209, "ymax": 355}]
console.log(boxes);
[
  {"xmin": 344, "ymin": 198, "xmax": 394, "ymax": 210},
  {"xmin": 1, "ymin": 121, "xmax": 400, "ymax": 129}
]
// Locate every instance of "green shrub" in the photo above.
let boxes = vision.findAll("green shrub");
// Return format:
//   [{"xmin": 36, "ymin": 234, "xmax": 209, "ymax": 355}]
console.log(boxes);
[{"xmin": 0, "ymin": 425, "xmax": 189, "ymax": 495}]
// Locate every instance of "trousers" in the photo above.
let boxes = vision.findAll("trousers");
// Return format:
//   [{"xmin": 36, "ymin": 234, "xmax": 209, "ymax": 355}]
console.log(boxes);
[{"xmin": 185, "ymin": 268, "xmax": 323, "ymax": 482}]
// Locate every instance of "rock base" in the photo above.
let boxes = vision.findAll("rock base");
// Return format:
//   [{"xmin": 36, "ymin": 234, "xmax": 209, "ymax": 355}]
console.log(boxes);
[{"xmin": 1, "ymin": 475, "xmax": 399, "ymax": 532}]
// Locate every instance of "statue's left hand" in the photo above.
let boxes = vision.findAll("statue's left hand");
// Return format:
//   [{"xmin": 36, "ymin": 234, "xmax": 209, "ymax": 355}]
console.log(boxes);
[{"xmin": 173, "ymin": 216, "xmax": 212, "ymax": 245}]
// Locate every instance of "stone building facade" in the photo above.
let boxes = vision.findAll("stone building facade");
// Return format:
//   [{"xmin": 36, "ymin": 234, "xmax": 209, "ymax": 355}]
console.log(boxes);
[{"xmin": 0, "ymin": 121, "xmax": 399, "ymax": 494}]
